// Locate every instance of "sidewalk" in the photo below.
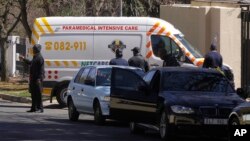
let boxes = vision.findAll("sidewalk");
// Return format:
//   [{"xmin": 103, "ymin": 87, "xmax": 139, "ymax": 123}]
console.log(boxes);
[
  {"xmin": 0, "ymin": 93, "xmax": 55, "ymax": 104},
  {"xmin": 0, "ymin": 93, "xmax": 31, "ymax": 103}
]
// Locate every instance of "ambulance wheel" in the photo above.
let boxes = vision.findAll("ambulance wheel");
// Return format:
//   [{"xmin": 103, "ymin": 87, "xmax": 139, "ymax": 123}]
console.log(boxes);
[{"xmin": 56, "ymin": 85, "xmax": 68, "ymax": 107}]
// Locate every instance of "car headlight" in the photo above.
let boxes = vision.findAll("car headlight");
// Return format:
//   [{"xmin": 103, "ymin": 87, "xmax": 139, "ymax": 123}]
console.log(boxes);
[
  {"xmin": 243, "ymin": 114, "xmax": 250, "ymax": 121},
  {"xmin": 171, "ymin": 105, "xmax": 194, "ymax": 114},
  {"xmin": 101, "ymin": 96, "xmax": 110, "ymax": 102}
]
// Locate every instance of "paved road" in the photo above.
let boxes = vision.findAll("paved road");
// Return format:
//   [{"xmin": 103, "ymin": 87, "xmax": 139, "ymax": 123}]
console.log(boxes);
[
  {"xmin": 0, "ymin": 99, "xmax": 161, "ymax": 141},
  {"xmin": 0, "ymin": 99, "xmax": 227, "ymax": 141}
]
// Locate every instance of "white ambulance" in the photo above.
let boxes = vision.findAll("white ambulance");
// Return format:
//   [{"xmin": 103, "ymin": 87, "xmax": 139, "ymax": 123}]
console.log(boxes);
[{"xmin": 27, "ymin": 17, "xmax": 204, "ymax": 106}]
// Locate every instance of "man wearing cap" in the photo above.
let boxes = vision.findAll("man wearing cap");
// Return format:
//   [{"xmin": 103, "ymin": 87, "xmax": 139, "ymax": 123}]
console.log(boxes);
[
  {"xmin": 128, "ymin": 47, "xmax": 149, "ymax": 72},
  {"xmin": 109, "ymin": 49, "xmax": 128, "ymax": 66},
  {"xmin": 20, "ymin": 44, "xmax": 45, "ymax": 113},
  {"xmin": 203, "ymin": 44, "xmax": 223, "ymax": 69}
]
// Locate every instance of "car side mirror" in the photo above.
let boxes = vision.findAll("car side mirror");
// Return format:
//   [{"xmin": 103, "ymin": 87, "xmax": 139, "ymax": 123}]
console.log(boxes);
[
  {"xmin": 85, "ymin": 79, "xmax": 95, "ymax": 86},
  {"xmin": 236, "ymin": 88, "xmax": 247, "ymax": 99}
]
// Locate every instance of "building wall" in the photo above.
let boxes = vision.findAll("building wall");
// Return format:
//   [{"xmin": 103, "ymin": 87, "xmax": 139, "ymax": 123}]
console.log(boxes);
[{"xmin": 160, "ymin": 5, "xmax": 241, "ymax": 88}]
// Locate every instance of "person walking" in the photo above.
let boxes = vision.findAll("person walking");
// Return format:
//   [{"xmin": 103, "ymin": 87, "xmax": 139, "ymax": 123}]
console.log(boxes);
[
  {"xmin": 203, "ymin": 43, "xmax": 223, "ymax": 69},
  {"xmin": 20, "ymin": 44, "xmax": 45, "ymax": 113},
  {"xmin": 109, "ymin": 49, "xmax": 128, "ymax": 66},
  {"xmin": 128, "ymin": 47, "xmax": 149, "ymax": 72}
]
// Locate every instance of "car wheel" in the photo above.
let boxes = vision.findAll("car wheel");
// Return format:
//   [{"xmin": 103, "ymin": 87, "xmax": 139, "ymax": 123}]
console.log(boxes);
[
  {"xmin": 94, "ymin": 102, "xmax": 105, "ymax": 125},
  {"xmin": 56, "ymin": 85, "xmax": 68, "ymax": 107},
  {"xmin": 130, "ymin": 122, "xmax": 145, "ymax": 134},
  {"xmin": 68, "ymin": 99, "xmax": 79, "ymax": 121},
  {"xmin": 229, "ymin": 117, "xmax": 240, "ymax": 125},
  {"xmin": 159, "ymin": 111, "xmax": 171, "ymax": 140}
]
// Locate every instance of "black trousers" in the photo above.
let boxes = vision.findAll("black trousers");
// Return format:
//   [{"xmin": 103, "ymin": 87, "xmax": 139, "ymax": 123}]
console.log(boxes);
[{"xmin": 29, "ymin": 81, "xmax": 43, "ymax": 111}]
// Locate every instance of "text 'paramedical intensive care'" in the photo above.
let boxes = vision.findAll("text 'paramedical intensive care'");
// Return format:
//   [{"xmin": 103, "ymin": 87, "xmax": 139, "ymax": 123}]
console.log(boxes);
[{"xmin": 62, "ymin": 25, "xmax": 139, "ymax": 31}]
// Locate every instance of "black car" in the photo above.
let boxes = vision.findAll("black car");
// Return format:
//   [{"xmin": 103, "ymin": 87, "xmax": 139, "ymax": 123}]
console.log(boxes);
[
  {"xmin": 109, "ymin": 67, "xmax": 245, "ymax": 140},
  {"xmin": 229, "ymin": 102, "xmax": 250, "ymax": 125}
]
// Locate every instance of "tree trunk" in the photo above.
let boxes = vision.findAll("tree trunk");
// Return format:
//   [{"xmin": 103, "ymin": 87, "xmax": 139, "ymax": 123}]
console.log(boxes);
[
  {"xmin": 0, "ymin": 38, "xmax": 8, "ymax": 82},
  {"xmin": 19, "ymin": 0, "xmax": 32, "ymax": 40}
]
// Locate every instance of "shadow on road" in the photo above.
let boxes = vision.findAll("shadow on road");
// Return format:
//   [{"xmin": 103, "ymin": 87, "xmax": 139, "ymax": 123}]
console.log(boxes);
[{"xmin": 44, "ymin": 104, "xmax": 65, "ymax": 109}]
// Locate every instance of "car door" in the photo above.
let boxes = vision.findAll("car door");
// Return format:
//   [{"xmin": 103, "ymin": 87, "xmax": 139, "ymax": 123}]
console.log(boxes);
[
  {"xmin": 110, "ymin": 67, "xmax": 158, "ymax": 123},
  {"xmin": 81, "ymin": 67, "xmax": 97, "ymax": 113},
  {"xmin": 76, "ymin": 67, "xmax": 91, "ymax": 111},
  {"xmin": 70, "ymin": 67, "xmax": 85, "ymax": 109}
]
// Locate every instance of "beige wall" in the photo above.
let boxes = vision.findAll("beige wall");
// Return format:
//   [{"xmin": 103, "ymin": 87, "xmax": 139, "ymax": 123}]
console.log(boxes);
[{"xmin": 160, "ymin": 5, "xmax": 241, "ymax": 88}]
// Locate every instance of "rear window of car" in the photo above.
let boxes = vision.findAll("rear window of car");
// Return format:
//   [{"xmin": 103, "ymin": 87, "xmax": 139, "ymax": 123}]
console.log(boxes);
[{"xmin": 162, "ymin": 71, "xmax": 234, "ymax": 93}]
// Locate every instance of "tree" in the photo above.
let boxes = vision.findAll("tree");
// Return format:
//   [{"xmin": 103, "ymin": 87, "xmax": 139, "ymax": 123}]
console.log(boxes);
[
  {"xmin": 18, "ymin": 0, "xmax": 32, "ymax": 40},
  {"xmin": 0, "ymin": 0, "xmax": 21, "ymax": 81}
]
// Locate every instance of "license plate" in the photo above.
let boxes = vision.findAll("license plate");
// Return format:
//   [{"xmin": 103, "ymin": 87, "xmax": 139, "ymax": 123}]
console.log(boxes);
[{"xmin": 204, "ymin": 118, "xmax": 228, "ymax": 125}]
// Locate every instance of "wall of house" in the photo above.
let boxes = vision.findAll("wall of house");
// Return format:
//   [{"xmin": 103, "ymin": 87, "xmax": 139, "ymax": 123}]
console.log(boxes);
[{"xmin": 160, "ymin": 5, "xmax": 241, "ymax": 88}]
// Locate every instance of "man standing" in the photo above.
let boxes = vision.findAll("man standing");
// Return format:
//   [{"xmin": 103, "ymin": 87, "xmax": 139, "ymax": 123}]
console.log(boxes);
[
  {"xmin": 203, "ymin": 44, "xmax": 223, "ymax": 69},
  {"xmin": 109, "ymin": 49, "xmax": 128, "ymax": 66},
  {"xmin": 128, "ymin": 47, "xmax": 149, "ymax": 72},
  {"xmin": 20, "ymin": 44, "xmax": 45, "ymax": 113}
]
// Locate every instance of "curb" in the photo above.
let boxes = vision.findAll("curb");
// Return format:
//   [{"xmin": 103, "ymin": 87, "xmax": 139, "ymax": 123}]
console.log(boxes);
[{"xmin": 0, "ymin": 93, "xmax": 31, "ymax": 103}]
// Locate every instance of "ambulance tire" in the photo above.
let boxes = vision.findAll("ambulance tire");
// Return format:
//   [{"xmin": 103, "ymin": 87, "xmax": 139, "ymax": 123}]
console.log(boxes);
[{"xmin": 56, "ymin": 85, "xmax": 68, "ymax": 107}]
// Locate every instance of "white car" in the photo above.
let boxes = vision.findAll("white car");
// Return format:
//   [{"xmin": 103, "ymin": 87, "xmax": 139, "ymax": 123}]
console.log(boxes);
[{"xmin": 66, "ymin": 65, "xmax": 144, "ymax": 125}]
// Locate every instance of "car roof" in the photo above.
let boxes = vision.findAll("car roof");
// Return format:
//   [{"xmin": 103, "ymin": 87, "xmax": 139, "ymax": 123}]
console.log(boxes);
[
  {"xmin": 152, "ymin": 67, "xmax": 223, "ymax": 74},
  {"xmin": 81, "ymin": 65, "xmax": 142, "ymax": 70}
]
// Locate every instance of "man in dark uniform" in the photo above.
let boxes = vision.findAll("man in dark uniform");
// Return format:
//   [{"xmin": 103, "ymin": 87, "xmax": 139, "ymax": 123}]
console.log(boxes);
[
  {"xmin": 109, "ymin": 49, "xmax": 128, "ymax": 66},
  {"xmin": 20, "ymin": 44, "xmax": 45, "ymax": 113},
  {"xmin": 128, "ymin": 47, "xmax": 149, "ymax": 72},
  {"xmin": 203, "ymin": 44, "xmax": 223, "ymax": 68}
]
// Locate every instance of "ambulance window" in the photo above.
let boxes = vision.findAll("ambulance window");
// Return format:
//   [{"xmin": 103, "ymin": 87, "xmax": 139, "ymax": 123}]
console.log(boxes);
[
  {"xmin": 175, "ymin": 34, "xmax": 203, "ymax": 58},
  {"xmin": 151, "ymin": 35, "xmax": 171, "ymax": 57},
  {"xmin": 79, "ymin": 68, "xmax": 91, "ymax": 84},
  {"xmin": 171, "ymin": 40, "xmax": 183, "ymax": 61}
]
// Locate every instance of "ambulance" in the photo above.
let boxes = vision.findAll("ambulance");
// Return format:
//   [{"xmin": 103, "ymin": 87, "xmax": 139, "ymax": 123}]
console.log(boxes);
[{"xmin": 27, "ymin": 17, "xmax": 205, "ymax": 106}]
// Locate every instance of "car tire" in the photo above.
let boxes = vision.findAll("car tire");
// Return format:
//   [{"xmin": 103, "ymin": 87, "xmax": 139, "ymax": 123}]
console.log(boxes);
[
  {"xmin": 159, "ymin": 111, "xmax": 172, "ymax": 140},
  {"xmin": 130, "ymin": 122, "xmax": 145, "ymax": 134},
  {"xmin": 56, "ymin": 85, "xmax": 68, "ymax": 107},
  {"xmin": 94, "ymin": 102, "xmax": 105, "ymax": 125},
  {"xmin": 229, "ymin": 117, "xmax": 240, "ymax": 125},
  {"xmin": 68, "ymin": 99, "xmax": 79, "ymax": 121}
]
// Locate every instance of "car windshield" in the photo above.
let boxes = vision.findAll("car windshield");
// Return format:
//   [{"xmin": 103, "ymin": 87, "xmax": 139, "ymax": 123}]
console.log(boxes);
[
  {"xmin": 162, "ymin": 71, "xmax": 234, "ymax": 93},
  {"xmin": 96, "ymin": 68, "xmax": 112, "ymax": 86},
  {"xmin": 175, "ymin": 34, "xmax": 203, "ymax": 58}
]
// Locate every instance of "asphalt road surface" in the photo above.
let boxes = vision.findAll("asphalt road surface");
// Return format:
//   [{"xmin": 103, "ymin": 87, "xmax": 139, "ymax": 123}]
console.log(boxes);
[{"xmin": 0, "ymin": 99, "xmax": 227, "ymax": 141}]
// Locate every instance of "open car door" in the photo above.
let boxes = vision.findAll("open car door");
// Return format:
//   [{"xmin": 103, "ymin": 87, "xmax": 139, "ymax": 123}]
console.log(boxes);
[{"xmin": 110, "ymin": 67, "xmax": 157, "ymax": 123}]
